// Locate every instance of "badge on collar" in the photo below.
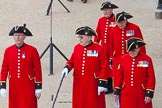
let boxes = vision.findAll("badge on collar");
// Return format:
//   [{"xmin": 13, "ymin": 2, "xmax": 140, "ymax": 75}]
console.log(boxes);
[
  {"xmin": 87, "ymin": 50, "xmax": 98, "ymax": 57},
  {"xmin": 126, "ymin": 30, "xmax": 134, "ymax": 36},
  {"xmin": 137, "ymin": 61, "xmax": 149, "ymax": 67},
  {"xmin": 22, "ymin": 52, "xmax": 26, "ymax": 58}
]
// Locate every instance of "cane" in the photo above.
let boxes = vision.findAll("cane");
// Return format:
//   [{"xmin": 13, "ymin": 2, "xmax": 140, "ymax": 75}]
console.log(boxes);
[{"xmin": 51, "ymin": 73, "xmax": 65, "ymax": 108}]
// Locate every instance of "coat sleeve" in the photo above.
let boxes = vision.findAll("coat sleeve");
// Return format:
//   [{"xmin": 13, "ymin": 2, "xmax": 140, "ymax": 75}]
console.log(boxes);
[
  {"xmin": 0, "ymin": 49, "xmax": 9, "ymax": 89},
  {"xmin": 98, "ymin": 47, "xmax": 109, "ymax": 80},
  {"xmin": 114, "ymin": 58, "xmax": 123, "ymax": 89},
  {"xmin": 66, "ymin": 51, "xmax": 74, "ymax": 71},
  {"xmin": 33, "ymin": 48, "xmax": 42, "ymax": 89},
  {"xmin": 0, "ymin": 49, "xmax": 9, "ymax": 81},
  {"xmin": 109, "ymin": 28, "xmax": 114, "ymax": 61},
  {"xmin": 97, "ymin": 47, "xmax": 109, "ymax": 87},
  {"xmin": 94, "ymin": 19, "xmax": 101, "ymax": 43},
  {"xmin": 146, "ymin": 58, "xmax": 156, "ymax": 91}
]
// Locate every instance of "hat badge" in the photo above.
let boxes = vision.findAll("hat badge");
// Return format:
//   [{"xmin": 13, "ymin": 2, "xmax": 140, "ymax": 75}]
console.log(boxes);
[
  {"xmin": 124, "ymin": 17, "xmax": 126, "ymax": 20},
  {"xmin": 24, "ymin": 29, "xmax": 26, "ymax": 33},
  {"xmin": 85, "ymin": 32, "xmax": 88, "ymax": 35},
  {"xmin": 136, "ymin": 44, "xmax": 138, "ymax": 48}
]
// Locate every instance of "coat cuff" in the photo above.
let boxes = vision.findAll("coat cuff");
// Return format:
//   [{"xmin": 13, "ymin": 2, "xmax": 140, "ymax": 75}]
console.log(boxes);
[
  {"xmin": 98, "ymin": 79, "xmax": 107, "ymax": 88},
  {"xmin": 0, "ymin": 82, "xmax": 6, "ymax": 89},
  {"xmin": 64, "ymin": 65, "xmax": 70, "ymax": 72},
  {"xmin": 145, "ymin": 90, "xmax": 154, "ymax": 98},
  {"xmin": 114, "ymin": 87, "xmax": 121, "ymax": 95},
  {"xmin": 35, "ymin": 83, "xmax": 42, "ymax": 89}
]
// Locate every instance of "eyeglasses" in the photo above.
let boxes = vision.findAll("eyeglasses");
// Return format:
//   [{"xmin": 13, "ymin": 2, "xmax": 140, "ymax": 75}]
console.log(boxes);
[{"xmin": 77, "ymin": 36, "xmax": 84, "ymax": 39}]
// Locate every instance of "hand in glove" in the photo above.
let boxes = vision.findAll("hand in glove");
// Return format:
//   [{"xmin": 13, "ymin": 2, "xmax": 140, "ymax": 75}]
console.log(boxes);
[
  {"xmin": 61, "ymin": 68, "xmax": 68, "ymax": 78},
  {"xmin": 0, "ymin": 88, "xmax": 7, "ymax": 97},
  {"xmin": 35, "ymin": 89, "xmax": 41, "ymax": 99},
  {"xmin": 98, "ymin": 86, "xmax": 107, "ymax": 95}
]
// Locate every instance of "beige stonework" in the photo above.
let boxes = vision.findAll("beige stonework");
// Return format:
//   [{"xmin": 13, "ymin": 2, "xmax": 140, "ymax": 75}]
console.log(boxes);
[{"xmin": 0, "ymin": 0, "xmax": 161, "ymax": 108}]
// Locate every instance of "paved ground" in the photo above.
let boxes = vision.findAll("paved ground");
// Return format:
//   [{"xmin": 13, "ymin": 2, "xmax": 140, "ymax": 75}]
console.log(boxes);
[{"xmin": 0, "ymin": 0, "xmax": 162, "ymax": 108}]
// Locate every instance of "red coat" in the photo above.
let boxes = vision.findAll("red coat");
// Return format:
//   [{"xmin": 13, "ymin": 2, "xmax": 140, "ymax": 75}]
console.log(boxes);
[
  {"xmin": 114, "ymin": 53, "xmax": 156, "ymax": 108},
  {"xmin": 0, "ymin": 43, "xmax": 42, "ymax": 108},
  {"xmin": 94, "ymin": 15, "xmax": 116, "ymax": 77},
  {"xmin": 66, "ymin": 42, "xmax": 109, "ymax": 108},
  {"xmin": 110, "ymin": 22, "xmax": 146, "ymax": 75}
]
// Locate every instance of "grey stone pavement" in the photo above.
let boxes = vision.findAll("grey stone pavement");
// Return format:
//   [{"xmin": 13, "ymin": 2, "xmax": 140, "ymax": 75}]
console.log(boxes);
[{"xmin": 0, "ymin": 0, "xmax": 162, "ymax": 108}]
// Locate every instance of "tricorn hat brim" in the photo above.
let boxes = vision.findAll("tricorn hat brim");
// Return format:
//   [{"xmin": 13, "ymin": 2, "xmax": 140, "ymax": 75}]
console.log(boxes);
[
  {"xmin": 75, "ymin": 26, "xmax": 97, "ymax": 36},
  {"xmin": 9, "ymin": 24, "xmax": 33, "ymax": 36},
  {"xmin": 100, "ymin": 1, "xmax": 118, "ymax": 10},
  {"xmin": 126, "ymin": 37, "xmax": 146, "ymax": 51},
  {"xmin": 116, "ymin": 11, "xmax": 133, "ymax": 22}
]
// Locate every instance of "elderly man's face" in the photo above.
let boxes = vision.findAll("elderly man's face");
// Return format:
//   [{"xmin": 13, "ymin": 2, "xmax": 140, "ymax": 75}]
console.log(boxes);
[
  {"xmin": 78, "ymin": 35, "xmax": 92, "ymax": 46},
  {"xmin": 117, "ymin": 20, "xmax": 127, "ymax": 29},
  {"xmin": 13, "ymin": 33, "xmax": 26, "ymax": 47},
  {"xmin": 129, "ymin": 48, "xmax": 140, "ymax": 58},
  {"xmin": 103, "ymin": 8, "xmax": 113, "ymax": 18}
]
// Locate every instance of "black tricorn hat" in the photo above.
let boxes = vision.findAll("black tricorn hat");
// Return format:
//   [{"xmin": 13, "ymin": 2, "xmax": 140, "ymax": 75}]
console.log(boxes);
[
  {"xmin": 100, "ymin": 1, "xmax": 118, "ymax": 10},
  {"xmin": 9, "ymin": 24, "xmax": 33, "ymax": 36},
  {"xmin": 75, "ymin": 26, "xmax": 97, "ymax": 36},
  {"xmin": 116, "ymin": 11, "xmax": 133, "ymax": 22},
  {"xmin": 126, "ymin": 37, "xmax": 146, "ymax": 51}
]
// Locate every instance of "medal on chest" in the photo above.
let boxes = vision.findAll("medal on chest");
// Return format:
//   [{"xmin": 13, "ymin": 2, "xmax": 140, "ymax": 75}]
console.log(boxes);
[
  {"xmin": 22, "ymin": 52, "xmax": 26, "ymax": 58},
  {"xmin": 126, "ymin": 30, "xmax": 134, "ymax": 36},
  {"xmin": 109, "ymin": 22, "xmax": 116, "ymax": 27},
  {"xmin": 137, "ymin": 61, "xmax": 149, "ymax": 67},
  {"xmin": 87, "ymin": 50, "xmax": 98, "ymax": 57}
]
